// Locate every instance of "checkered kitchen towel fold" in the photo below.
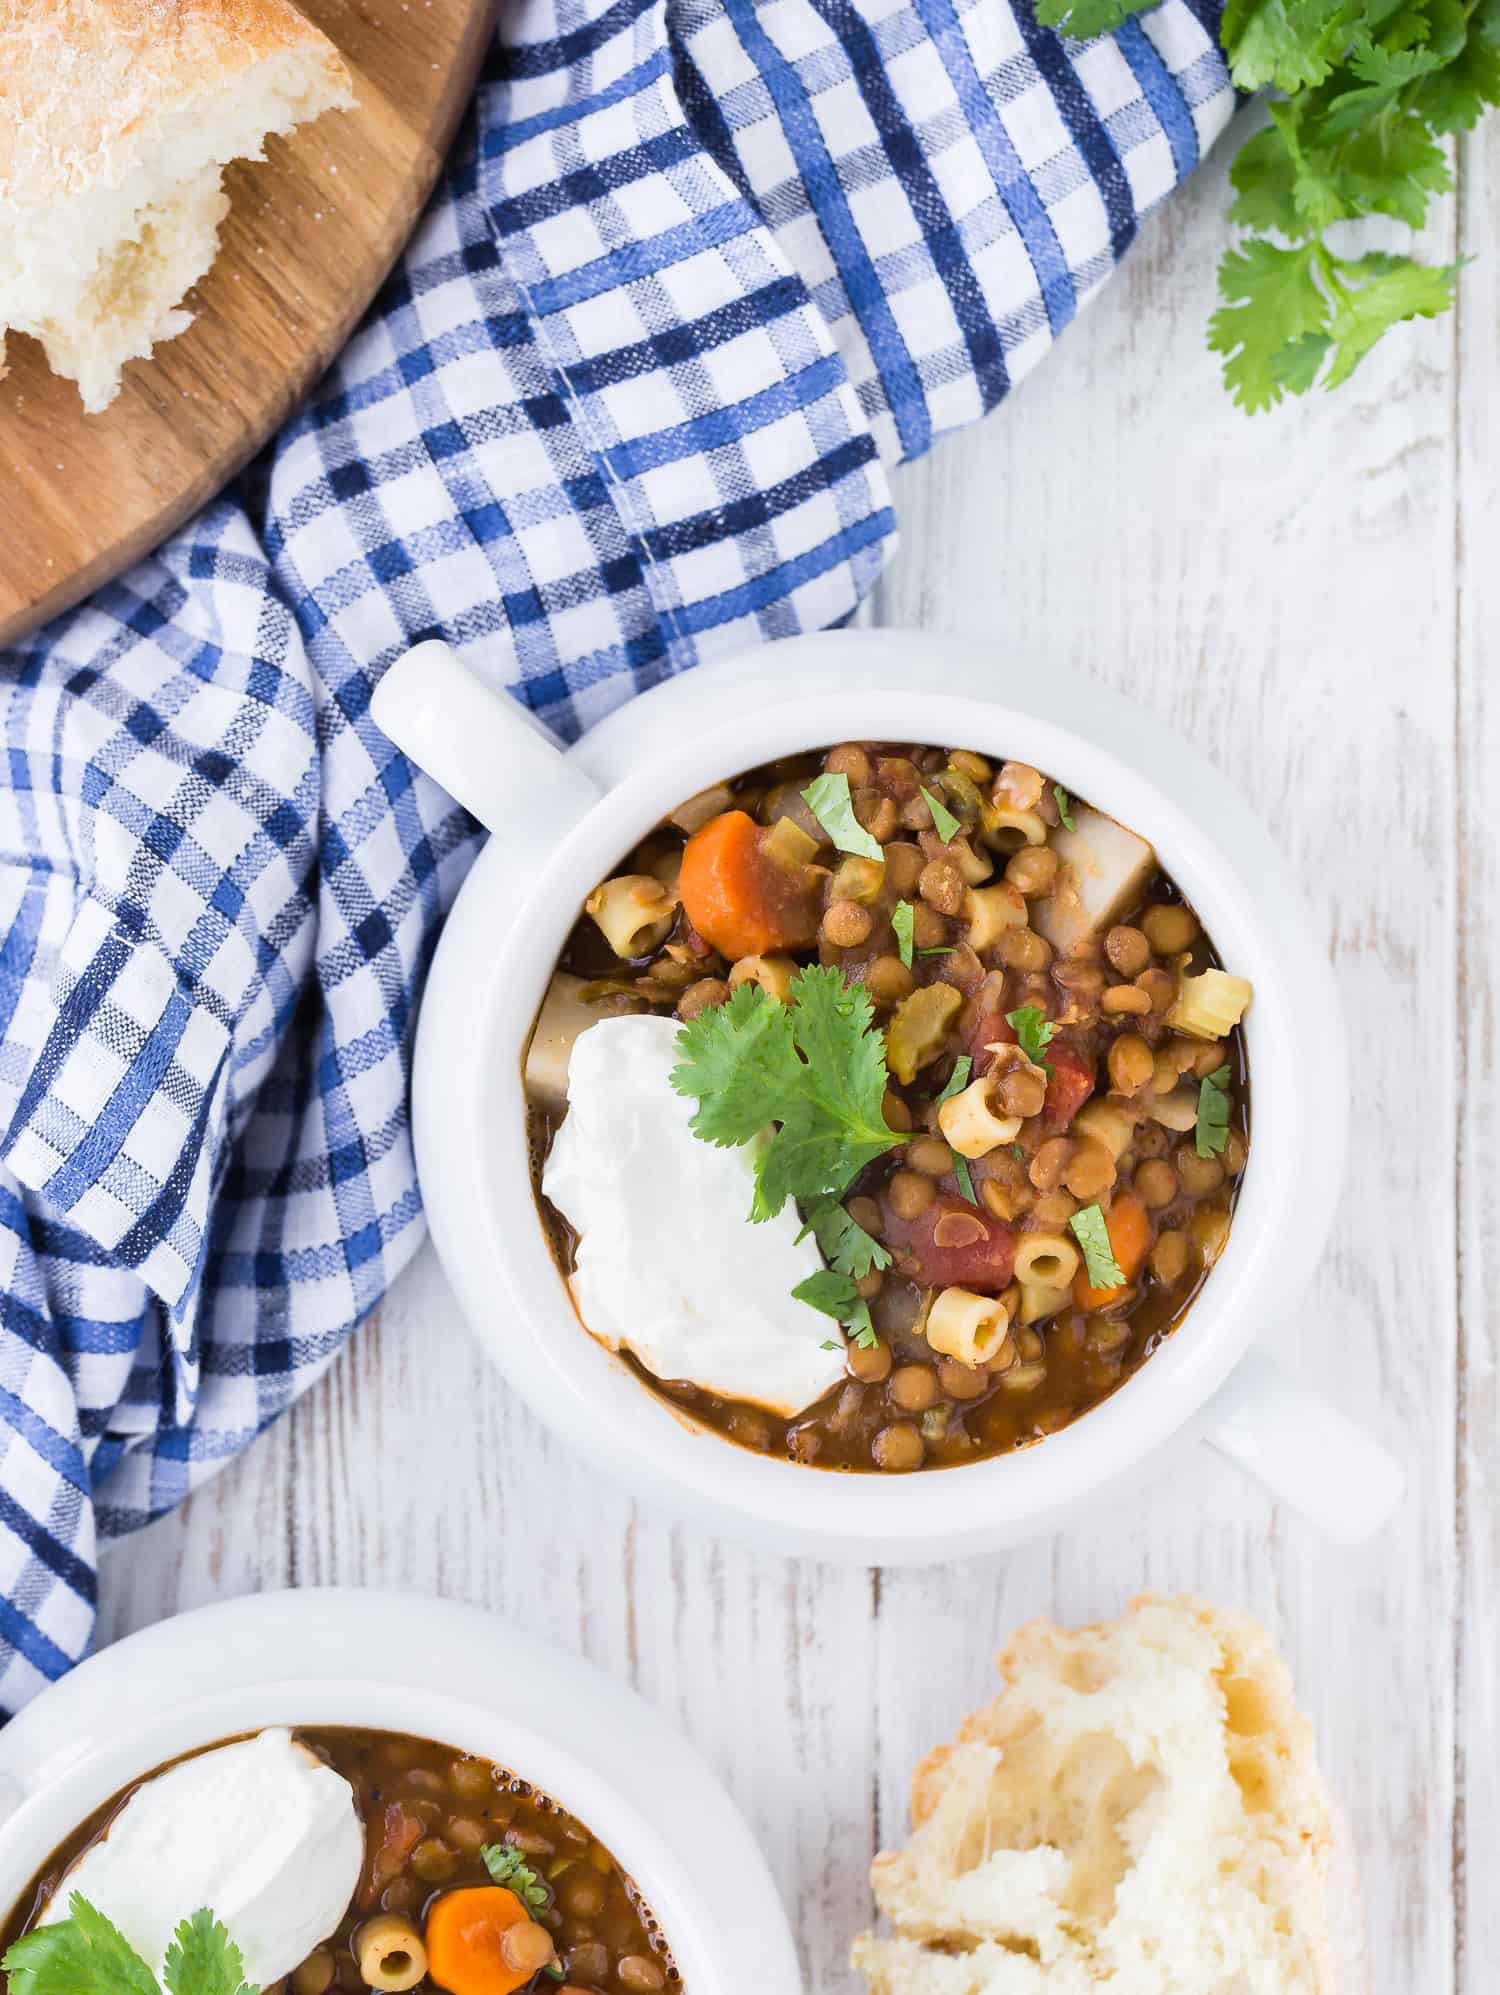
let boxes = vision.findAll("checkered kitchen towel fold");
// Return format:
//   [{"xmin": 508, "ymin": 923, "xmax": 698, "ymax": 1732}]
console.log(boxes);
[{"xmin": 0, "ymin": 0, "xmax": 1232, "ymax": 1709}]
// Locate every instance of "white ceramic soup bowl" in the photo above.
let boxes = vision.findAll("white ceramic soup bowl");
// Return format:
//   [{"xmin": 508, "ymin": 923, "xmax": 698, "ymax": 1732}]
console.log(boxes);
[
  {"xmin": 374, "ymin": 628, "xmax": 1403, "ymax": 1564},
  {"xmin": 0, "ymin": 1590, "xmax": 796, "ymax": 1995}
]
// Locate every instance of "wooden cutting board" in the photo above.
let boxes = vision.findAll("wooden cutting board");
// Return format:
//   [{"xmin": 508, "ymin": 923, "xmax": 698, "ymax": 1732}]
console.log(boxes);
[{"xmin": 0, "ymin": 0, "xmax": 496, "ymax": 646}]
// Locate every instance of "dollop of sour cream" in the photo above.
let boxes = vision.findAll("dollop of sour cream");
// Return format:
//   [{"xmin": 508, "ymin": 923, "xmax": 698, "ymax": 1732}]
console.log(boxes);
[
  {"xmin": 41, "ymin": 1728, "xmax": 364, "ymax": 1985},
  {"xmin": 542, "ymin": 1013, "xmax": 846, "ymax": 1418}
]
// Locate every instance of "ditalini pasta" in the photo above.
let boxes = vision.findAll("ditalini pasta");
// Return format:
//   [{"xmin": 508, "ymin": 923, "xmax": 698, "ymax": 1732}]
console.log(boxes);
[{"xmin": 584, "ymin": 873, "xmax": 677, "ymax": 958}]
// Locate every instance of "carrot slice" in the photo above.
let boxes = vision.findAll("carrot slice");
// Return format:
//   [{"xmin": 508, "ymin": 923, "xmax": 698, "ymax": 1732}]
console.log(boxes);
[
  {"xmin": 1072, "ymin": 1190, "xmax": 1153, "ymax": 1310},
  {"xmin": 678, "ymin": 809, "xmax": 820, "ymax": 961},
  {"xmin": 425, "ymin": 1885, "xmax": 533, "ymax": 1995}
]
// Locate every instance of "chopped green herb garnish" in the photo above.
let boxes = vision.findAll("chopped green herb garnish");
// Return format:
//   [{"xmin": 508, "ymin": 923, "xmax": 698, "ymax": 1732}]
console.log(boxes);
[
  {"xmin": 952, "ymin": 1152, "xmax": 978, "ymax": 1205},
  {"xmin": 794, "ymin": 1271, "xmax": 877, "ymax": 1346},
  {"xmin": 1005, "ymin": 1005, "xmax": 1056, "ymax": 1072},
  {"xmin": 935, "ymin": 1053, "xmax": 973, "ymax": 1106},
  {"xmin": 1195, "ymin": 1063, "xmax": 1233, "ymax": 1160},
  {"xmin": 483, "ymin": 1842, "xmax": 551, "ymax": 1911},
  {"xmin": 892, "ymin": 898, "xmax": 915, "ymax": 968},
  {"xmin": 1070, "ymin": 1204, "xmax": 1125, "ymax": 1291},
  {"xmin": 1053, "ymin": 784, "xmax": 1076, "ymax": 831},
  {"xmin": 921, "ymin": 785, "xmax": 962, "ymax": 843},
  {"xmin": 671, "ymin": 967, "xmax": 900, "ymax": 1221},
  {"xmin": 3, "ymin": 1897, "xmax": 253, "ymax": 1995},
  {"xmin": 1013, "ymin": 1142, "xmax": 1025, "ymax": 1160},
  {"xmin": 800, "ymin": 1198, "xmax": 892, "ymax": 1279},
  {"xmin": 800, "ymin": 771, "xmax": 884, "ymax": 861},
  {"xmin": 917, "ymin": 945, "xmax": 955, "ymax": 957}
]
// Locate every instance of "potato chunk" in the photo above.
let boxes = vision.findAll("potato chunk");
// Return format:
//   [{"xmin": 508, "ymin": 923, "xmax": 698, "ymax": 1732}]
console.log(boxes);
[{"xmin": 1033, "ymin": 807, "xmax": 1156, "ymax": 954}]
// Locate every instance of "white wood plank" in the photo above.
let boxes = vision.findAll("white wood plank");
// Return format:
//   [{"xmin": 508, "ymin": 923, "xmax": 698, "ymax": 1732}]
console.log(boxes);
[
  {"xmin": 95, "ymin": 132, "xmax": 1472, "ymax": 1995},
  {"xmin": 1453, "ymin": 115, "xmax": 1499, "ymax": 1995}
]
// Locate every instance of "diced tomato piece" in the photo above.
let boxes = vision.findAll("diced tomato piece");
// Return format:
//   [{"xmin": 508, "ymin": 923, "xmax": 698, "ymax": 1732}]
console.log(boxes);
[
  {"xmin": 966, "ymin": 1005, "xmax": 1015, "ymax": 1078},
  {"xmin": 1042, "ymin": 1040, "xmax": 1094, "ymax": 1131},
  {"xmin": 880, "ymin": 1194, "xmax": 1016, "ymax": 1291}
]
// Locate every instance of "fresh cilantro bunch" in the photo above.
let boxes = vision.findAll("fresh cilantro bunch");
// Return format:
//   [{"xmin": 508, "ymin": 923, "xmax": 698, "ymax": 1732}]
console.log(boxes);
[
  {"xmin": 3, "ymin": 1897, "xmax": 255, "ymax": 1995},
  {"xmin": 670, "ymin": 966, "xmax": 901, "ymax": 1223},
  {"xmin": 1036, "ymin": 0, "xmax": 1489, "ymax": 407}
]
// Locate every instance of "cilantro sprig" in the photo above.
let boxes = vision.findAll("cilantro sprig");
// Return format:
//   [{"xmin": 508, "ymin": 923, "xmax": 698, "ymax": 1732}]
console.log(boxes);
[
  {"xmin": 1038, "ymin": 0, "xmax": 1484, "ymax": 406},
  {"xmin": 1195, "ymin": 1063, "xmax": 1234, "ymax": 1158},
  {"xmin": 3, "ymin": 1897, "xmax": 254, "ymax": 1995},
  {"xmin": 671, "ymin": 967, "xmax": 901, "ymax": 1220}
]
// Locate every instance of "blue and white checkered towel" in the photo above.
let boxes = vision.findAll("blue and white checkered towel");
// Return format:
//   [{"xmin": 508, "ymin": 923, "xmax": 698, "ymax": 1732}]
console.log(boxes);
[{"xmin": 0, "ymin": 0, "xmax": 1231, "ymax": 1711}]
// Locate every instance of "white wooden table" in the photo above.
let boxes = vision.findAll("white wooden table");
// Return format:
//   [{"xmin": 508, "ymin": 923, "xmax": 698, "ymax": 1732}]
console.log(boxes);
[{"xmin": 96, "ymin": 122, "xmax": 1497, "ymax": 1993}]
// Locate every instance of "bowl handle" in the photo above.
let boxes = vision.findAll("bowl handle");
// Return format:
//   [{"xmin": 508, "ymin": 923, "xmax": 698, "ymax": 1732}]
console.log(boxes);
[
  {"xmin": 1200, "ymin": 1344, "xmax": 1404, "ymax": 1542},
  {"xmin": 372, "ymin": 640, "xmax": 601, "ymax": 851}
]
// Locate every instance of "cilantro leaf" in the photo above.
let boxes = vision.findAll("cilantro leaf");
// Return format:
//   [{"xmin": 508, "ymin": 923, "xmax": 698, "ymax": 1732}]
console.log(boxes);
[
  {"xmin": 672, "ymin": 966, "xmax": 900, "ymax": 1221},
  {"xmin": 802, "ymin": 1198, "xmax": 892, "ymax": 1278},
  {"xmin": 952, "ymin": 1153, "xmax": 978, "ymax": 1205},
  {"xmin": 1227, "ymin": 119, "xmax": 1305, "ymax": 235},
  {"xmin": 1033, "ymin": 0, "xmax": 1154, "ymax": 34},
  {"xmin": 1005, "ymin": 1006, "xmax": 1056, "ymax": 1071},
  {"xmin": 163, "ymin": 1912, "xmax": 254, "ymax": 1995},
  {"xmin": 892, "ymin": 898, "xmax": 915, "ymax": 969},
  {"xmin": 1412, "ymin": 16, "xmax": 1500, "ymax": 129},
  {"xmin": 1195, "ymin": 1063, "xmax": 1233, "ymax": 1160},
  {"xmin": 4, "ymin": 1895, "xmax": 164, "ymax": 1995},
  {"xmin": 1222, "ymin": 0, "xmax": 1359, "ymax": 93},
  {"xmin": 793, "ymin": 1269, "xmax": 863, "ymax": 1318},
  {"xmin": 801, "ymin": 772, "xmax": 883, "ymax": 861},
  {"xmin": 670, "ymin": 982, "xmax": 797, "ymax": 1151},
  {"xmin": 935, "ymin": 1053, "xmax": 973, "ymax": 1105},
  {"xmin": 483, "ymin": 1843, "xmax": 551, "ymax": 1911},
  {"xmin": 921, "ymin": 786, "xmax": 962, "ymax": 843},
  {"xmin": 792, "ymin": 1272, "xmax": 878, "ymax": 1347},
  {"xmin": 846, "ymin": 1301, "xmax": 878, "ymax": 1347},
  {"xmin": 1208, "ymin": 239, "xmax": 1330, "ymax": 412},
  {"xmin": 1321, "ymin": 250, "xmax": 1460, "ymax": 387},
  {"xmin": 1070, "ymin": 1204, "xmax": 1125, "ymax": 1291},
  {"xmin": 1052, "ymin": 785, "xmax": 1076, "ymax": 832}
]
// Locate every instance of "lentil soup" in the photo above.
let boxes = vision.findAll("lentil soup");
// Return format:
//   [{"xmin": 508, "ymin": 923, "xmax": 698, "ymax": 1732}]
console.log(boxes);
[
  {"xmin": 0, "ymin": 1728, "xmax": 678, "ymax": 1995},
  {"xmin": 527, "ymin": 741, "xmax": 1251, "ymax": 1476}
]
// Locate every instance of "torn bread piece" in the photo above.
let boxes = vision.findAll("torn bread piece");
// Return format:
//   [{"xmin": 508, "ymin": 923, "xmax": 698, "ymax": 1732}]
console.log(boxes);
[
  {"xmin": 0, "ymin": 0, "xmax": 354, "ymax": 412},
  {"xmin": 853, "ymin": 1595, "xmax": 1335, "ymax": 1995}
]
